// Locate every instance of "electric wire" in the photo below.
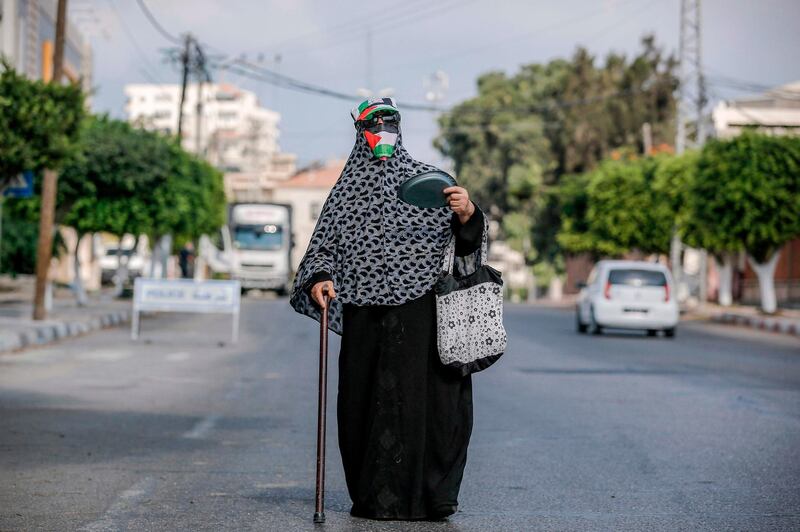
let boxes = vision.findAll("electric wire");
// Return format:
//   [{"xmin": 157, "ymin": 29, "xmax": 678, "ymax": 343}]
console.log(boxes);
[
  {"xmin": 134, "ymin": 0, "xmax": 181, "ymax": 44},
  {"xmin": 246, "ymin": 0, "xmax": 431, "ymax": 54},
  {"xmin": 387, "ymin": 0, "xmax": 642, "ymax": 72},
  {"xmin": 106, "ymin": 0, "xmax": 166, "ymax": 85}
]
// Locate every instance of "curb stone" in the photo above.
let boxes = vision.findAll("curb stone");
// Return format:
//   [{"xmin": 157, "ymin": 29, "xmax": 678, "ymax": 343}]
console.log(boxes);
[
  {"xmin": 712, "ymin": 313, "xmax": 799, "ymax": 337},
  {"xmin": 0, "ymin": 310, "xmax": 130, "ymax": 354}
]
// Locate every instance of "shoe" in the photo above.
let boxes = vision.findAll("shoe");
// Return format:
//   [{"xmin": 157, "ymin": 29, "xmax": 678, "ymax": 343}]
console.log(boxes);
[{"xmin": 428, "ymin": 503, "xmax": 457, "ymax": 520}]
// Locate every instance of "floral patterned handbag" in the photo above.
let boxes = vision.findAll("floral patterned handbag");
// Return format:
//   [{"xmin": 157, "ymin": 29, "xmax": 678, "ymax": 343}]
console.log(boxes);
[{"xmin": 434, "ymin": 218, "xmax": 507, "ymax": 376}]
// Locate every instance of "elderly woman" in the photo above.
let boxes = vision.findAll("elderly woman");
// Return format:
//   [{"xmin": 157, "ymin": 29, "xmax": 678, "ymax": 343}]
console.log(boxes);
[{"xmin": 289, "ymin": 97, "xmax": 486, "ymax": 521}]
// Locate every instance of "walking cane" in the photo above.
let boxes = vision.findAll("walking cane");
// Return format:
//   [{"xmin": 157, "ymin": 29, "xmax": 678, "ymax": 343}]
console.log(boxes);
[{"xmin": 313, "ymin": 290, "xmax": 330, "ymax": 524}]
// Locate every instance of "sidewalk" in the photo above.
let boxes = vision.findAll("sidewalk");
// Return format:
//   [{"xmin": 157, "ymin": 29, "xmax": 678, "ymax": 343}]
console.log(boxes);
[
  {"xmin": 698, "ymin": 303, "xmax": 800, "ymax": 337},
  {"xmin": 0, "ymin": 278, "xmax": 130, "ymax": 354},
  {"xmin": 520, "ymin": 294, "xmax": 800, "ymax": 337}
]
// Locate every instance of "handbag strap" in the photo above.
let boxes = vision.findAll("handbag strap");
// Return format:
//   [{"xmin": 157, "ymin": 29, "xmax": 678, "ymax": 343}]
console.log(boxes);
[{"xmin": 442, "ymin": 215, "xmax": 490, "ymax": 275}]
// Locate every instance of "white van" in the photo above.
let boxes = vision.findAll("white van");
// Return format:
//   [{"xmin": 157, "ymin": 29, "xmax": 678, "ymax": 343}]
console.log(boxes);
[
  {"xmin": 576, "ymin": 260, "xmax": 679, "ymax": 337},
  {"xmin": 224, "ymin": 203, "xmax": 293, "ymax": 295}
]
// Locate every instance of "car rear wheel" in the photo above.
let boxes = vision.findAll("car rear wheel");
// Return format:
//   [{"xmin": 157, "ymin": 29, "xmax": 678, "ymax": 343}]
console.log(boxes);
[
  {"xmin": 664, "ymin": 327, "xmax": 676, "ymax": 338},
  {"xmin": 647, "ymin": 329, "xmax": 657, "ymax": 337},
  {"xmin": 590, "ymin": 308, "xmax": 603, "ymax": 335},
  {"xmin": 576, "ymin": 310, "xmax": 588, "ymax": 334}
]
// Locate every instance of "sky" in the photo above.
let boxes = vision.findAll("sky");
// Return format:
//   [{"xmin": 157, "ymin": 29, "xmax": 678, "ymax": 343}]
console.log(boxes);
[{"xmin": 74, "ymin": 0, "xmax": 800, "ymax": 168}]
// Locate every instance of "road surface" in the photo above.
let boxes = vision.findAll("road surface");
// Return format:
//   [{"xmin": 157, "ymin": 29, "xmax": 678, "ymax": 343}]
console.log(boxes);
[{"xmin": 1, "ymin": 298, "xmax": 798, "ymax": 531}]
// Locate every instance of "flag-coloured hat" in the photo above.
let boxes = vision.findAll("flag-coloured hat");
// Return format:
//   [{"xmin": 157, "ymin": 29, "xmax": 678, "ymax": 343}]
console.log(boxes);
[{"xmin": 351, "ymin": 97, "xmax": 399, "ymax": 122}]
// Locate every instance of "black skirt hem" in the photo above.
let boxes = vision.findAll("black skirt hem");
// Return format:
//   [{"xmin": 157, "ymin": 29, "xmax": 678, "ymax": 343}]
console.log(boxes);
[{"xmin": 349, "ymin": 503, "xmax": 457, "ymax": 522}]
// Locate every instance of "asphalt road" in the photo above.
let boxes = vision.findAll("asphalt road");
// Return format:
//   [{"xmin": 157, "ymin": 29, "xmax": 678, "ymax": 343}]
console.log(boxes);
[{"xmin": 1, "ymin": 297, "xmax": 798, "ymax": 531}]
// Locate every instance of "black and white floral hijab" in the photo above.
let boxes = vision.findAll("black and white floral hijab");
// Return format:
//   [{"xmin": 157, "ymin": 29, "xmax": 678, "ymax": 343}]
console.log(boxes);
[{"xmin": 289, "ymin": 124, "xmax": 456, "ymax": 335}]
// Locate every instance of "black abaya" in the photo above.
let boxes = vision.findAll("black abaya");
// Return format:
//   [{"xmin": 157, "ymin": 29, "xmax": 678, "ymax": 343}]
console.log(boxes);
[{"xmin": 312, "ymin": 207, "xmax": 485, "ymax": 520}]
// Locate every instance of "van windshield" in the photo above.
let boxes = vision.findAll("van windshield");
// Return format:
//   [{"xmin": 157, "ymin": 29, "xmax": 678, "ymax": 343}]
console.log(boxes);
[
  {"xmin": 233, "ymin": 224, "xmax": 283, "ymax": 251},
  {"xmin": 608, "ymin": 269, "xmax": 666, "ymax": 287}
]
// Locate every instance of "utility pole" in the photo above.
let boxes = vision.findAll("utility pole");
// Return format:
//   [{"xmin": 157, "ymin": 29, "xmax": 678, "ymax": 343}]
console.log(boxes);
[
  {"xmin": 32, "ymin": 0, "xmax": 68, "ymax": 321},
  {"xmin": 673, "ymin": 0, "xmax": 708, "ymax": 303},
  {"xmin": 176, "ymin": 33, "xmax": 193, "ymax": 141},
  {"xmin": 194, "ymin": 41, "xmax": 211, "ymax": 156},
  {"xmin": 675, "ymin": 0, "xmax": 706, "ymax": 154}
]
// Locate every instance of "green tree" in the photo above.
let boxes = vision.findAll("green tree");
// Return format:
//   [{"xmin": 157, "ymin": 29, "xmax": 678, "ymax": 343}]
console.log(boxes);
[
  {"xmin": 691, "ymin": 132, "xmax": 800, "ymax": 313},
  {"xmin": 0, "ymin": 62, "xmax": 84, "ymax": 275},
  {"xmin": 0, "ymin": 61, "xmax": 84, "ymax": 186},
  {"xmin": 558, "ymin": 156, "xmax": 673, "ymax": 258},
  {"xmin": 435, "ymin": 36, "xmax": 678, "ymax": 276},
  {"xmin": 57, "ymin": 116, "xmax": 172, "ymax": 298}
]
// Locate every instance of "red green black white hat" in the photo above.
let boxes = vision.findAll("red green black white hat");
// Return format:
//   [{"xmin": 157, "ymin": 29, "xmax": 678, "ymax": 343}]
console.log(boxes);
[{"xmin": 351, "ymin": 97, "xmax": 399, "ymax": 122}]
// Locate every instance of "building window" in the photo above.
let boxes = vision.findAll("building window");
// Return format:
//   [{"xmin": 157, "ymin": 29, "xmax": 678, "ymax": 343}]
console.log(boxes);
[{"xmin": 219, "ymin": 111, "xmax": 237, "ymax": 120}]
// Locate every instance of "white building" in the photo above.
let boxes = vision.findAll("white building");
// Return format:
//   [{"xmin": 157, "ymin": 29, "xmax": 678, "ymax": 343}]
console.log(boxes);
[
  {"xmin": 712, "ymin": 81, "xmax": 800, "ymax": 138},
  {"xmin": 273, "ymin": 160, "xmax": 345, "ymax": 271},
  {"xmin": 0, "ymin": 0, "xmax": 92, "ymax": 90},
  {"xmin": 124, "ymin": 82, "xmax": 296, "ymax": 200}
]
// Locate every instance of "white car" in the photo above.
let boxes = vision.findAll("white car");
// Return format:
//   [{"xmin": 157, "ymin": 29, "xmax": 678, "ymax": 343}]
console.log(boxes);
[
  {"xmin": 576, "ymin": 260, "xmax": 679, "ymax": 337},
  {"xmin": 99, "ymin": 247, "xmax": 148, "ymax": 284}
]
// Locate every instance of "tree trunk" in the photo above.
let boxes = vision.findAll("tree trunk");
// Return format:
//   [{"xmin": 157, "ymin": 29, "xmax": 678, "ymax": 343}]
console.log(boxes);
[
  {"xmin": 72, "ymin": 233, "xmax": 87, "ymax": 306},
  {"xmin": 148, "ymin": 235, "xmax": 163, "ymax": 278},
  {"xmin": 715, "ymin": 253, "xmax": 734, "ymax": 307},
  {"xmin": 747, "ymin": 250, "xmax": 781, "ymax": 314},
  {"xmin": 159, "ymin": 234, "xmax": 171, "ymax": 278},
  {"xmin": 113, "ymin": 242, "xmax": 127, "ymax": 297}
]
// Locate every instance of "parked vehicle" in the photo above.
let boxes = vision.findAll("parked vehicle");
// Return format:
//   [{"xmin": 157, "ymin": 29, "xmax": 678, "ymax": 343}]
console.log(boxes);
[
  {"xmin": 222, "ymin": 203, "xmax": 294, "ymax": 295},
  {"xmin": 99, "ymin": 246, "xmax": 148, "ymax": 285},
  {"xmin": 576, "ymin": 260, "xmax": 679, "ymax": 337}
]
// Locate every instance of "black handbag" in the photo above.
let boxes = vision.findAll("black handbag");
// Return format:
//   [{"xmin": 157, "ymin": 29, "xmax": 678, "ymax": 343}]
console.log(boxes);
[{"xmin": 434, "ymin": 216, "xmax": 507, "ymax": 376}]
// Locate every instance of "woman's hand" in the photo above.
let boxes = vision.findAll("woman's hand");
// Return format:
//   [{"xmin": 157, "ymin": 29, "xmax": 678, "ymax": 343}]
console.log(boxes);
[
  {"xmin": 443, "ymin": 186, "xmax": 476, "ymax": 224},
  {"xmin": 311, "ymin": 280, "xmax": 336, "ymax": 309}
]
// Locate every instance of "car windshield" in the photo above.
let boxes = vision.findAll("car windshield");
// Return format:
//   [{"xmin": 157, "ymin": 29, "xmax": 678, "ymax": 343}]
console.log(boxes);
[
  {"xmin": 608, "ymin": 269, "xmax": 666, "ymax": 287},
  {"xmin": 105, "ymin": 248, "xmax": 134, "ymax": 257},
  {"xmin": 233, "ymin": 224, "xmax": 283, "ymax": 251}
]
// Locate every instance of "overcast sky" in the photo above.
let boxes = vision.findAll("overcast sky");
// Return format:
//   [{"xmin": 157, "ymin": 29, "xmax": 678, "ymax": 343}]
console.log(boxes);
[{"xmin": 76, "ymin": 0, "xmax": 800, "ymax": 168}]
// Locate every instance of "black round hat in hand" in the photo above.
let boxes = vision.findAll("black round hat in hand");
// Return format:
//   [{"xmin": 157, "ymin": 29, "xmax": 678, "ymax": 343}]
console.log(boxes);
[{"xmin": 398, "ymin": 170, "xmax": 458, "ymax": 208}]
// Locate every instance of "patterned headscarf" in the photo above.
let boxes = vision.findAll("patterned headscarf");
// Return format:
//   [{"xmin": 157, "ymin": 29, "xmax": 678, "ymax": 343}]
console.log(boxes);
[{"xmin": 289, "ymin": 116, "xmax": 454, "ymax": 335}]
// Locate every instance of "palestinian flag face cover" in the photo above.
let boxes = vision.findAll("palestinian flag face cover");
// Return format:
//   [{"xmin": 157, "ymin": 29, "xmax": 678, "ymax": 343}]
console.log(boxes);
[{"xmin": 352, "ymin": 97, "xmax": 401, "ymax": 160}]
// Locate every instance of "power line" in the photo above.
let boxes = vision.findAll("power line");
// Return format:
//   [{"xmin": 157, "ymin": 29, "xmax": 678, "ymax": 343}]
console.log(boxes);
[
  {"xmin": 106, "ymin": 0, "xmax": 165, "ymax": 84},
  {"xmin": 215, "ymin": 59, "xmax": 444, "ymax": 112},
  {"xmin": 247, "ymin": 0, "xmax": 431, "ymax": 54},
  {"xmin": 242, "ymin": 0, "xmax": 471, "ymax": 58},
  {"xmin": 135, "ymin": 0, "xmax": 181, "ymax": 44},
  {"xmin": 578, "ymin": 0, "xmax": 662, "ymax": 45},
  {"xmin": 277, "ymin": 0, "xmax": 477, "ymax": 56},
  {"xmin": 217, "ymin": 57, "xmax": 663, "ymax": 119},
  {"xmin": 387, "ymin": 0, "xmax": 641, "ymax": 73},
  {"xmin": 706, "ymin": 75, "xmax": 800, "ymax": 100}
]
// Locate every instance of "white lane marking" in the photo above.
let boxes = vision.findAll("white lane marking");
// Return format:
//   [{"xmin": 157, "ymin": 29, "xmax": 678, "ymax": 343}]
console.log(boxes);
[
  {"xmin": 77, "ymin": 350, "xmax": 132, "ymax": 361},
  {"xmin": 254, "ymin": 481, "xmax": 299, "ymax": 489},
  {"xmin": 165, "ymin": 351, "xmax": 191, "ymax": 362},
  {"xmin": 147, "ymin": 375, "xmax": 206, "ymax": 384},
  {"xmin": 78, "ymin": 476, "xmax": 155, "ymax": 532},
  {"xmin": 183, "ymin": 414, "xmax": 220, "ymax": 439}
]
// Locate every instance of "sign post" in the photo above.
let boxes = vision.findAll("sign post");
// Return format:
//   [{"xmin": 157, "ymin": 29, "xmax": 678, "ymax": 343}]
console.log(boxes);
[{"xmin": 132, "ymin": 278, "xmax": 241, "ymax": 343}]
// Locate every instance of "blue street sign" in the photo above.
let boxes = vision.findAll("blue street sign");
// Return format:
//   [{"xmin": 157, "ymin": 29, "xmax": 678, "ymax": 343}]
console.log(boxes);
[{"xmin": 4, "ymin": 171, "xmax": 34, "ymax": 198}]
